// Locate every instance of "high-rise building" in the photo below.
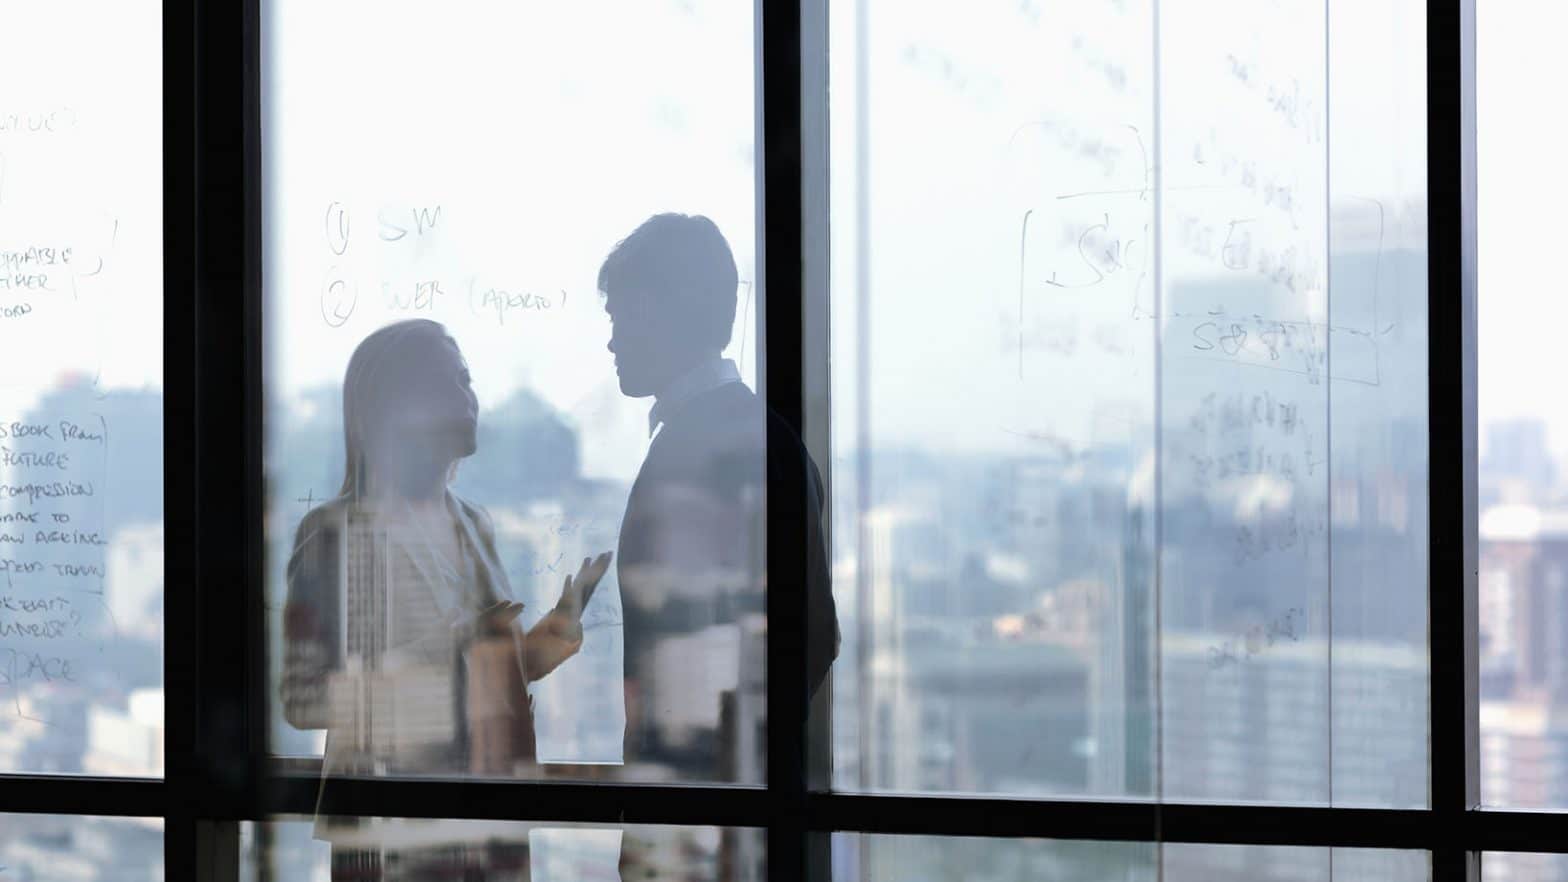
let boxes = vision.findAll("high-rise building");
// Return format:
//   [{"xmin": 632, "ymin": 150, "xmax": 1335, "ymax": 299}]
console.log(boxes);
[
  {"xmin": 1479, "ymin": 505, "xmax": 1568, "ymax": 701},
  {"xmin": 1162, "ymin": 635, "xmax": 1426, "ymax": 806}
]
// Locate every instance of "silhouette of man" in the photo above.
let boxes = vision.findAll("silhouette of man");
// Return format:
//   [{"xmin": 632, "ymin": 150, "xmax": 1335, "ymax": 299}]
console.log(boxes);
[{"xmin": 600, "ymin": 213, "xmax": 837, "ymax": 781}]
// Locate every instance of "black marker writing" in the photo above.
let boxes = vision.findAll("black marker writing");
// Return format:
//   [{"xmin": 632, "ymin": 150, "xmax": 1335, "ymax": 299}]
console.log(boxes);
[
  {"xmin": 0, "ymin": 481, "xmax": 94, "ymax": 505},
  {"xmin": 0, "ymin": 648, "xmax": 75, "ymax": 687}
]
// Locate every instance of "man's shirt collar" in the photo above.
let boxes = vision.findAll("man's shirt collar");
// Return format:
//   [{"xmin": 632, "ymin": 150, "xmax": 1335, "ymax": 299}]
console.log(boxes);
[{"xmin": 649, "ymin": 357, "xmax": 741, "ymax": 436}]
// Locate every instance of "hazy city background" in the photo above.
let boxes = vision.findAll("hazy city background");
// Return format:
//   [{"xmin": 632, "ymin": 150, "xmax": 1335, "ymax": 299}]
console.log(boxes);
[{"xmin": 2, "ymin": 0, "xmax": 1560, "ymax": 879}]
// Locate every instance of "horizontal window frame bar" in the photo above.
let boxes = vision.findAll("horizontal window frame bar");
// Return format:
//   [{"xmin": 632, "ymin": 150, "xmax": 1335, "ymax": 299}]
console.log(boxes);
[
  {"xmin": 0, "ymin": 778, "xmax": 166, "ymax": 818},
  {"xmin": 10, "ymin": 774, "xmax": 1563, "ymax": 854}
]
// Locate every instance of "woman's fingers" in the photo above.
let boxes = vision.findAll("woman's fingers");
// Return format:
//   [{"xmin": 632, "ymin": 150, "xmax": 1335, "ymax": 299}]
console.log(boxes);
[
  {"xmin": 551, "ymin": 551, "xmax": 614, "ymax": 621},
  {"xmin": 578, "ymin": 551, "xmax": 612, "ymax": 586}
]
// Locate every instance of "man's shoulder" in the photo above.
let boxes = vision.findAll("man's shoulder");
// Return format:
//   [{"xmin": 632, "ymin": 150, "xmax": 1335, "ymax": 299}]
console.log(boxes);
[
  {"xmin": 656, "ymin": 382, "xmax": 764, "ymax": 446},
  {"xmin": 643, "ymin": 382, "xmax": 824, "ymax": 492},
  {"xmin": 684, "ymin": 380, "xmax": 761, "ymax": 419},
  {"xmin": 657, "ymin": 381, "xmax": 826, "ymax": 459}
]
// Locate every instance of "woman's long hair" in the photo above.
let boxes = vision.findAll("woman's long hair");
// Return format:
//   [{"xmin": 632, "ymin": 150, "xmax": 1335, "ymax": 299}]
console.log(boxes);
[{"xmin": 338, "ymin": 319, "xmax": 451, "ymax": 499}]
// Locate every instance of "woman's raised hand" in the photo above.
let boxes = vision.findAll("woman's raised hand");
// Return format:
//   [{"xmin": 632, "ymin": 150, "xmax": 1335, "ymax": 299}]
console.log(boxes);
[
  {"xmin": 554, "ymin": 552, "xmax": 613, "ymax": 622},
  {"xmin": 523, "ymin": 552, "xmax": 613, "ymax": 681}
]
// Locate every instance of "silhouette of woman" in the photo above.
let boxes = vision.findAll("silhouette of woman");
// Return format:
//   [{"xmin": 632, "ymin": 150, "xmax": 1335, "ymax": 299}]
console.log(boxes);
[{"xmin": 280, "ymin": 319, "xmax": 610, "ymax": 877}]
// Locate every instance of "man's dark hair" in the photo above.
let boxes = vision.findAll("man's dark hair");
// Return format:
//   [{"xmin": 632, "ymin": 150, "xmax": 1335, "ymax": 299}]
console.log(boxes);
[{"xmin": 597, "ymin": 213, "xmax": 739, "ymax": 352}]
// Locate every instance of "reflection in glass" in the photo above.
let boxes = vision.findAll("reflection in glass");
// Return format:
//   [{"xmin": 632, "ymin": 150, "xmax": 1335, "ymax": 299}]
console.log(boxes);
[
  {"xmin": 826, "ymin": 0, "xmax": 1427, "ymax": 803},
  {"xmin": 262, "ymin": 0, "xmax": 826, "ymax": 789},
  {"xmin": 0, "ymin": 814, "xmax": 163, "ymax": 881},
  {"xmin": 276, "ymin": 224, "xmax": 837, "ymax": 800},
  {"xmin": 833, "ymin": 835, "xmax": 1426, "ymax": 882},
  {"xmin": 281, "ymin": 322, "xmax": 611, "ymax": 792},
  {"xmin": 244, "ymin": 819, "xmax": 762, "ymax": 882},
  {"xmin": 600, "ymin": 215, "xmax": 836, "ymax": 782}
]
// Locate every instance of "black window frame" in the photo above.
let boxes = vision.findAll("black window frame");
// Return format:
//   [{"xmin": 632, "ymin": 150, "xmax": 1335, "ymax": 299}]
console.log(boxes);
[{"xmin": 0, "ymin": 0, "xmax": 1524, "ymax": 880}]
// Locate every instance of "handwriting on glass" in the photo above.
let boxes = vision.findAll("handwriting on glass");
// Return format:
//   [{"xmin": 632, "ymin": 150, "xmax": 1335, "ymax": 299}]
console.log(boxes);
[
  {"xmin": 1208, "ymin": 607, "xmax": 1306, "ymax": 670},
  {"xmin": 0, "ymin": 412, "xmax": 109, "ymax": 723}
]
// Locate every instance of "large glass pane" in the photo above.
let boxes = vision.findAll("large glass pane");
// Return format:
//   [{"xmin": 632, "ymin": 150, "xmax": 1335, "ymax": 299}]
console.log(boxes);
[
  {"xmin": 827, "ymin": 0, "xmax": 1427, "ymax": 803},
  {"xmin": 0, "ymin": 0, "xmax": 163, "ymax": 776},
  {"xmin": 1484, "ymin": 852, "xmax": 1568, "ymax": 882},
  {"xmin": 1163, "ymin": 844, "xmax": 1428, "ymax": 882},
  {"xmin": 263, "ymin": 1, "xmax": 820, "ymax": 789},
  {"xmin": 0, "ymin": 814, "xmax": 163, "ymax": 881},
  {"xmin": 244, "ymin": 818, "xmax": 761, "ymax": 882},
  {"xmin": 1476, "ymin": 1, "xmax": 1568, "ymax": 811},
  {"xmin": 833, "ymin": 835, "xmax": 1426, "ymax": 882}
]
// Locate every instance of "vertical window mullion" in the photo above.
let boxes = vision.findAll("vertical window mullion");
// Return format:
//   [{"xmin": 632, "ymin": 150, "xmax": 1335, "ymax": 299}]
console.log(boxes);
[
  {"xmin": 762, "ymin": 0, "xmax": 812, "ymax": 879},
  {"xmin": 799, "ymin": 0, "xmax": 835, "ymax": 874},
  {"xmin": 1427, "ymin": 0, "xmax": 1479, "ymax": 876},
  {"xmin": 164, "ymin": 0, "xmax": 198, "ymax": 875},
  {"xmin": 188, "ymin": 0, "xmax": 264, "ymax": 839}
]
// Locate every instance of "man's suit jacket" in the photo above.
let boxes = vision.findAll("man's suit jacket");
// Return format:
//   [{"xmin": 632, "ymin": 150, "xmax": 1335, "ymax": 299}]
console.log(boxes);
[{"xmin": 617, "ymin": 380, "xmax": 838, "ymax": 779}]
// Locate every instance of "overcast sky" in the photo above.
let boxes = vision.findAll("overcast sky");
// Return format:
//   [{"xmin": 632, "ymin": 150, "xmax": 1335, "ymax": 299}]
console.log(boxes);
[{"xmin": 7, "ymin": 0, "xmax": 1513, "ymax": 486}]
